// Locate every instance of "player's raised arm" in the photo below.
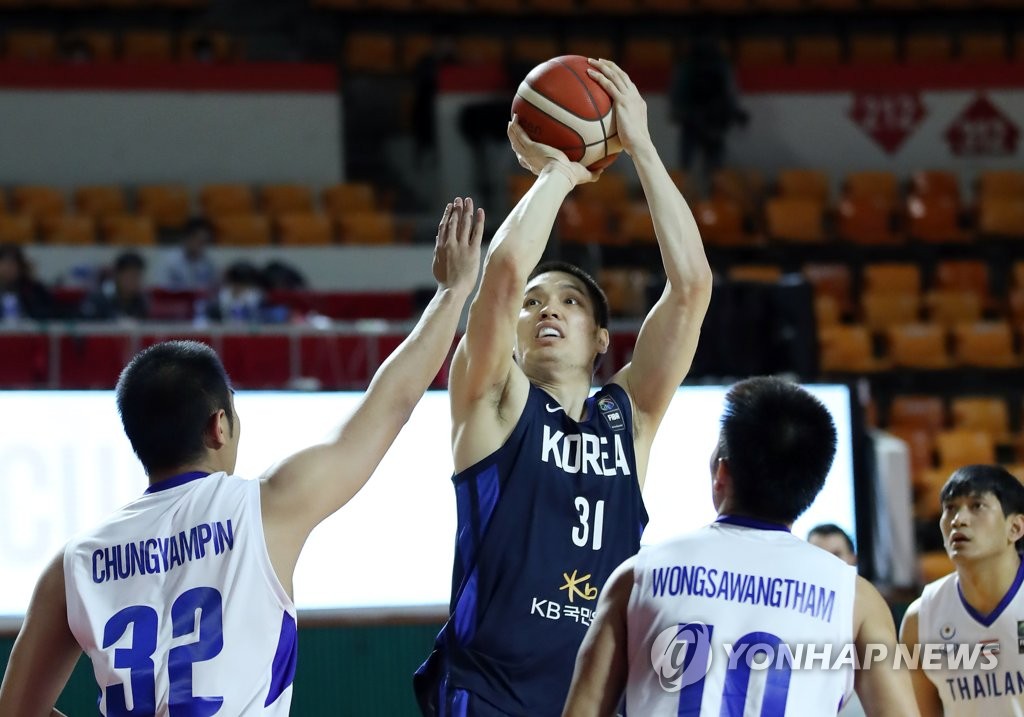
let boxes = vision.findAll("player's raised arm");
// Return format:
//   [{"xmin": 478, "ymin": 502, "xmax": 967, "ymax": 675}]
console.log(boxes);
[
  {"xmin": 589, "ymin": 60, "xmax": 713, "ymax": 445},
  {"xmin": 0, "ymin": 552, "xmax": 80, "ymax": 717},
  {"xmin": 561, "ymin": 557, "xmax": 634, "ymax": 717},
  {"xmin": 258, "ymin": 199, "xmax": 483, "ymax": 588},
  {"xmin": 449, "ymin": 119, "xmax": 599, "ymax": 419},
  {"xmin": 898, "ymin": 599, "xmax": 943, "ymax": 717},
  {"xmin": 855, "ymin": 577, "xmax": 922, "ymax": 717}
]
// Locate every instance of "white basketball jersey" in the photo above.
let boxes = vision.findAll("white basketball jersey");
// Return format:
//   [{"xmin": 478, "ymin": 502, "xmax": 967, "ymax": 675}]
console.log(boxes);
[
  {"xmin": 626, "ymin": 517, "xmax": 858, "ymax": 716},
  {"xmin": 64, "ymin": 471, "xmax": 297, "ymax": 716},
  {"xmin": 918, "ymin": 563, "xmax": 1024, "ymax": 716}
]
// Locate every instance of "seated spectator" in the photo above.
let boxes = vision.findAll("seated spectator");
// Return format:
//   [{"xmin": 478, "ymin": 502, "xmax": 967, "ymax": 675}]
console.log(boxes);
[
  {"xmin": 205, "ymin": 261, "xmax": 286, "ymax": 323},
  {"xmin": 79, "ymin": 252, "xmax": 149, "ymax": 321},
  {"xmin": 160, "ymin": 219, "xmax": 218, "ymax": 293},
  {"xmin": 0, "ymin": 244, "xmax": 54, "ymax": 321}
]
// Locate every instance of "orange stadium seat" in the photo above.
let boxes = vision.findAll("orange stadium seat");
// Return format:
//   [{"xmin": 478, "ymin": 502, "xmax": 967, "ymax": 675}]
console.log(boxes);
[
  {"xmin": 735, "ymin": 37, "xmax": 787, "ymax": 66},
  {"xmin": 575, "ymin": 173, "xmax": 630, "ymax": 214},
  {"xmin": 803, "ymin": 263, "xmax": 854, "ymax": 318},
  {"xmin": 670, "ymin": 169, "xmax": 700, "ymax": 203},
  {"xmin": 728, "ymin": 265, "xmax": 784, "ymax": 283},
  {"xmin": 837, "ymin": 196, "xmax": 902, "ymax": 244},
  {"xmin": 400, "ymin": 35, "xmax": 435, "ymax": 70},
  {"xmin": 765, "ymin": 198, "xmax": 826, "ymax": 243},
  {"xmin": 951, "ymin": 397, "xmax": 1011, "ymax": 442},
  {"xmin": 558, "ymin": 201, "xmax": 614, "ymax": 246},
  {"xmin": 322, "ymin": 183, "xmax": 376, "ymax": 217},
  {"xmin": 598, "ymin": 268, "xmax": 649, "ymax": 316},
  {"xmin": 919, "ymin": 551, "xmax": 954, "ymax": 582},
  {"xmin": 136, "ymin": 184, "xmax": 191, "ymax": 230},
  {"xmin": 260, "ymin": 184, "xmax": 315, "ymax": 216},
  {"xmin": 200, "ymin": 184, "xmax": 255, "ymax": 218},
  {"xmin": 849, "ymin": 35, "xmax": 898, "ymax": 64},
  {"xmin": 121, "ymin": 31, "xmax": 174, "ymax": 62},
  {"xmin": 905, "ymin": 33, "xmax": 953, "ymax": 64},
  {"xmin": 793, "ymin": 36, "xmax": 842, "ymax": 65},
  {"xmin": 818, "ymin": 324, "xmax": 885, "ymax": 373},
  {"xmin": 889, "ymin": 395, "xmax": 946, "ymax": 433},
  {"xmin": 886, "ymin": 323, "xmax": 951, "ymax": 369},
  {"xmin": 960, "ymin": 32, "xmax": 1007, "ymax": 62},
  {"xmin": 934, "ymin": 260, "xmax": 991, "ymax": 307},
  {"xmin": 623, "ymin": 38, "xmax": 675, "ymax": 67},
  {"xmin": 906, "ymin": 195, "xmax": 968, "ymax": 243},
  {"xmin": 863, "ymin": 263, "xmax": 922, "ymax": 295},
  {"xmin": 39, "ymin": 215, "xmax": 96, "ymax": 245},
  {"xmin": 74, "ymin": 186, "xmax": 127, "ymax": 219},
  {"xmin": 862, "ymin": 291, "xmax": 921, "ymax": 330},
  {"xmin": 936, "ymin": 429, "xmax": 997, "ymax": 466},
  {"xmin": 979, "ymin": 198, "xmax": 1024, "ymax": 239},
  {"xmin": 887, "ymin": 425, "xmax": 936, "ymax": 476},
  {"xmin": 952, "ymin": 321, "xmax": 1018, "ymax": 367},
  {"xmin": 814, "ymin": 296, "xmax": 841, "ymax": 328},
  {"xmin": 338, "ymin": 211, "xmax": 397, "ymax": 245},
  {"xmin": 456, "ymin": 35, "xmax": 505, "ymax": 64},
  {"xmin": 510, "ymin": 37, "xmax": 560, "ymax": 65},
  {"xmin": 345, "ymin": 33, "xmax": 398, "ymax": 73},
  {"xmin": 712, "ymin": 168, "xmax": 764, "ymax": 216},
  {"xmin": 978, "ymin": 170, "xmax": 1024, "ymax": 200},
  {"xmin": 844, "ymin": 171, "xmax": 900, "ymax": 207},
  {"xmin": 6, "ymin": 31, "xmax": 58, "ymax": 62},
  {"xmin": 0, "ymin": 215, "xmax": 35, "ymax": 244},
  {"xmin": 911, "ymin": 170, "xmax": 961, "ymax": 202},
  {"xmin": 102, "ymin": 215, "xmax": 157, "ymax": 246},
  {"xmin": 776, "ymin": 169, "xmax": 830, "ymax": 204},
  {"xmin": 13, "ymin": 186, "xmax": 66, "ymax": 219},
  {"xmin": 277, "ymin": 212, "xmax": 334, "ymax": 245},
  {"xmin": 924, "ymin": 290, "xmax": 982, "ymax": 327},
  {"xmin": 694, "ymin": 198, "xmax": 757, "ymax": 246},
  {"xmin": 212, "ymin": 213, "xmax": 272, "ymax": 246},
  {"xmin": 619, "ymin": 203, "xmax": 657, "ymax": 244}
]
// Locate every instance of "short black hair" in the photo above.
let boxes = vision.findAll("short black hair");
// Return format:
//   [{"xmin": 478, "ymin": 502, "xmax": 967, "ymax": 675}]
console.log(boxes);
[
  {"xmin": 528, "ymin": 260, "xmax": 609, "ymax": 330},
  {"xmin": 116, "ymin": 340, "xmax": 234, "ymax": 475},
  {"xmin": 720, "ymin": 376, "xmax": 837, "ymax": 524},
  {"xmin": 808, "ymin": 523, "xmax": 855, "ymax": 555},
  {"xmin": 114, "ymin": 252, "xmax": 145, "ymax": 273},
  {"xmin": 941, "ymin": 465, "xmax": 1024, "ymax": 551},
  {"xmin": 186, "ymin": 217, "xmax": 212, "ymax": 235}
]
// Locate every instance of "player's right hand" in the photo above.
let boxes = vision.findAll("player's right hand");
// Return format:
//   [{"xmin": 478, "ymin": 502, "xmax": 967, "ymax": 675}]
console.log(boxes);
[
  {"xmin": 433, "ymin": 197, "xmax": 483, "ymax": 294},
  {"xmin": 508, "ymin": 114, "xmax": 601, "ymax": 186}
]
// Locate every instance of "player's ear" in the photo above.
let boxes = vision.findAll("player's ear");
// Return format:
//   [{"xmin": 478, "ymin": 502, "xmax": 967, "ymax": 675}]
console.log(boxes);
[
  {"xmin": 206, "ymin": 409, "xmax": 229, "ymax": 450},
  {"xmin": 596, "ymin": 327, "xmax": 610, "ymax": 355},
  {"xmin": 1008, "ymin": 512, "xmax": 1024, "ymax": 544}
]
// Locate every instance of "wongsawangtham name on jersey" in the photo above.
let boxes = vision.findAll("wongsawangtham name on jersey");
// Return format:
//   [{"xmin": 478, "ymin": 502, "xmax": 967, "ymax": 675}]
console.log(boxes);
[{"xmin": 650, "ymin": 564, "xmax": 837, "ymax": 624}]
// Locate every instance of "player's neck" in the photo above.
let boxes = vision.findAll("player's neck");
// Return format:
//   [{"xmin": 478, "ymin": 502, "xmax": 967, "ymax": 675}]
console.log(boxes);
[
  {"xmin": 148, "ymin": 460, "xmax": 220, "ymax": 488},
  {"xmin": 957, "ymin": 550, "xmax": 1022, "ymax": 615},
  {"xmin": 532, "ymin": 375, "xmax": 594, "ymax": 421}
]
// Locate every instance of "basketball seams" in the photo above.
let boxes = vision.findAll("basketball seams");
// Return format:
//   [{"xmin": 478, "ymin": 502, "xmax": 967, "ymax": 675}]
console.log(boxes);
[{"xmin": 553, "ymin": 57, "xmax": 610, "ymax": 161}]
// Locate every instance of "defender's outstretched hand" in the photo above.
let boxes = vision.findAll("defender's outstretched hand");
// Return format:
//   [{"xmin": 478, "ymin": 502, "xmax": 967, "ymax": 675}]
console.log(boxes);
[
  {"xmin": 433, "ymin": 197, "xmax": 484, "ymax": 294},
  {"xmin": 508, "ymin": 115, "xmax": 602, "ymax": 186},
  {"xmin": 586, "ymin": 58, "xmax": 652, "ymax": 157}
]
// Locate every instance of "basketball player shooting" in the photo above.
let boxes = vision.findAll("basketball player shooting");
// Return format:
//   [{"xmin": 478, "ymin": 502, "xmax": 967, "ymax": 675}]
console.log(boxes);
[
  {"xmin": 413, "ymin": 59, "xmax": 713, "ymax": 716},
  {"xmin": 0, "ymin": 199, "xmax": 483, "ymax": 716}
]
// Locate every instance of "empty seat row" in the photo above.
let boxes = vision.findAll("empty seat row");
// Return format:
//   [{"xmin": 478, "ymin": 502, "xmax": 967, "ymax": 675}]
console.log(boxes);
[{"xmin": 3, "ymin": 29, "xmax": 235, "ymax": 63}]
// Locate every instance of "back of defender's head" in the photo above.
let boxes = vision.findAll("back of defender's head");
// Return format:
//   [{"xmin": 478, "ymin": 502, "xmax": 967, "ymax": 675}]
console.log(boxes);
[
  {"xmin": 528, "ymin": 260, "xmax": 609, "ymax": 330},
  {"xmin": 116, "ymin": 340, "xmax": 234, "ymax": 475},
  {"xmin": 941, "ymin": 465, "xmax": 1024, "ymax": 520},
  {"xmin": 720, "ymin": 376, "xmax": 837, "ymax": 524}
]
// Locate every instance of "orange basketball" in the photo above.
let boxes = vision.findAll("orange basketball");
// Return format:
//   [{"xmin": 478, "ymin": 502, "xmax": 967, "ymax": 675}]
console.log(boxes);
[{"xmin": 511, "ymin": 55, "xmax": 621, "ymax": 171}]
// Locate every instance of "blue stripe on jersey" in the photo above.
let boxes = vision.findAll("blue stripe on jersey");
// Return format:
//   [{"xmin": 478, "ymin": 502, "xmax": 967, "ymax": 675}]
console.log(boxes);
[
  {"xmin": 451, "ymin": 464, "xmax": 502, "ymax": 645},
  {"xmin": 957, "ymin": 557, "xmax": 1024, "ymax": 627},
  {"xmin": 145, "ymin": 471, "xmax": 211, "ymax": 494},
  {"xmin": 265, "ymin": 611, "xmax": 297, "ymax": 706},
  {"xmin": 715, "ymin": 514, "xmax": 790, "ymax": 533},
  {"xmin": 452, "ymin": 688, "xmax": 470, "ymax": 717},
  {"xmin": 454, "ymin": 569, "xmax": 479, "ymax": 644}
]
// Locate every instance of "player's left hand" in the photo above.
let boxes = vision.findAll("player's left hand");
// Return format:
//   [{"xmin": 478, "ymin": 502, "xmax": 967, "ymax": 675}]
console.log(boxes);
[
  {"xmin": 433, "ymin": 197, "xmax": 483, "ymax": 294},
  {"xmin": 586, "ymin": 58, "xmax": 652, "ymax": 157},
  {"xmin": 508, "ymin": 114, "xmax": 601, "ymax": 186}
]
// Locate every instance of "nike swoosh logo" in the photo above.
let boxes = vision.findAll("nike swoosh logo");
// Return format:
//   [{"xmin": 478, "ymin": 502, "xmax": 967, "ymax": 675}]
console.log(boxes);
[{"xmin": 545, "ymin": 403, "xmax": 564, "ymax": 413}]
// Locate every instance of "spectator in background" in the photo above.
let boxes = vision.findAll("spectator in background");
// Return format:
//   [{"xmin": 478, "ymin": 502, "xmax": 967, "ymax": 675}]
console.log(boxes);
[
  {"xmin": 669, "ymin": 38, "xmax": 749, "ymax": 191},
  {"xmin": 205, "ymin": 261, "xmax": 287, "ymax": 323},
  {"xmin": 79, "ymin": 252, "xmax": 149, "ymax": 321},
  {"xmin": 0, "ymin": 244, "xmax": 54, "ymax": 321},
  {"xmin": 160, "ymin": 218, "xmax": 219, "ymax": 293},
  {"xmin": 808, "ymin": 522, "xmax": 858, "ymax": 566}
]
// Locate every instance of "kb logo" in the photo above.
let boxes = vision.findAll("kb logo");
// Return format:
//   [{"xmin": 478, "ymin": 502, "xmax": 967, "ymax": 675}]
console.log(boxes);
[{"xmin": 650, "ymin": 622, "xmax": 714, "ymax": 692}]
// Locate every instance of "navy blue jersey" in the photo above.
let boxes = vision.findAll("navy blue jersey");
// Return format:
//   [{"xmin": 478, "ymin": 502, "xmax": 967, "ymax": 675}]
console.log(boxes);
[{"xmin": 415, "ymin": 383, "xmax": 648, "ymax": 716}]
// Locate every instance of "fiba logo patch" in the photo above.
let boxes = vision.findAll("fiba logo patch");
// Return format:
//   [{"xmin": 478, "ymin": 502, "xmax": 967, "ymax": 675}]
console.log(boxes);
[
  {"xmin": 598, "ymin": 396, "xmax": 625, "ymax": 432},
  {"xmin": 940, "ymin": 624, "xmax": 957, "ymax": 641},
  {"xmin": 650, "ymin": 622, "xmax": 714, "ymax": 692}
]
